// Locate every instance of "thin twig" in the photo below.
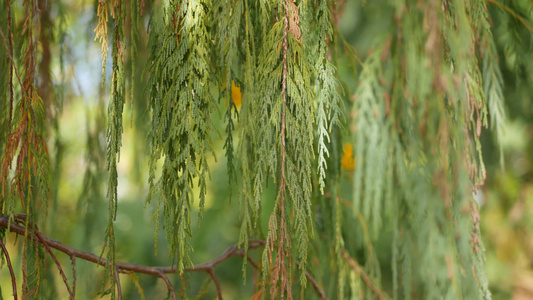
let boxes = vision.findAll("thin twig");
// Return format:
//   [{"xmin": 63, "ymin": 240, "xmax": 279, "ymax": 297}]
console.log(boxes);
[
  {"xmin": 485, "ymin": 0, "xmax": 533, "ymax": 32},
  {"xmin": 0, "ymin": 27, "xmax": 31, "ymax": 103},
  {"xmin": 115, "ymin": 265, "xmax": 122, "ymax": 300},
  {"xmin": 71, "ymin": 255, "xmax": 76, "ymax": 298},
  {"xmin": 304, "ymin": 269, "xmax": 328, "ymax": 300},
  {"xmin": 0, "ymin": 237, "xmax": 18, "ymax": 300},
  {"xmin": 246, "ymin": 256, "xmax": 259, "ymax": 269},
  {"xmin": 33, "ymin": 229, "xmax": 74, "ymax": 298},
  {"xmin": 157, "ymin": 271, "xmax": 177, "ymax": 300},
  {"xmin": 207, "ymin": 269, "xmax": 223, "ymax": 300},
  {"xmin": 341, "ymin": 250, "xmax": 390, "ymax": 300},
  {"xmin": 295, "ymin": 261, "xmax": 329, "ymax": 300}
]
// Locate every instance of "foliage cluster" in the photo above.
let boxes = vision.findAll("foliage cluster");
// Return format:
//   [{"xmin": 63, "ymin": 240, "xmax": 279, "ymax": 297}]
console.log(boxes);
[{"xmin": 1, "ymin": 0, "xmax": 532, "ymax": 299}]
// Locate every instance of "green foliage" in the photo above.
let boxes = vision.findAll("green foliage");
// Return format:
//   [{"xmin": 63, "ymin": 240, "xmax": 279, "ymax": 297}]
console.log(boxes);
[
  {"xmin": 312, "ymin": 0, "xmax": 345, "ymax": 195},
  {"xmin": 2, "ymin": 0, "xmax": 532, "ymax": 299},
  {"xmin": 146, "ymin": 0, "xmax": 216, "ymax": 274},
  {"xmin": 255, "ymin": 1, "xmax": 316, "ymax": 294}
]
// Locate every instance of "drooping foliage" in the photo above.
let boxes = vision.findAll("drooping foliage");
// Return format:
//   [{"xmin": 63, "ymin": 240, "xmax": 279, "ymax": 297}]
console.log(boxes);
[
  {"xmin": 2, "ymin": 0, "xmax": 531, "ymax": 299},
  {"xmin": 146, "ymin": 0, "xmax": 216, "ymax": 274},
  {"xmin": 1, "ymin": 0, "xmax": 51, "ymax": 295}
]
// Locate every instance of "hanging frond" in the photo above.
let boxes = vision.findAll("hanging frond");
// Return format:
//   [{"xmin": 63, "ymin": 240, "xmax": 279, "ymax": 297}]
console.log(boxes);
[
  {"xmin": 312, "ymin": 0, "xmax": 345, "ymax": 194},
  {"xmin": 146, "ymin": 0, "xmax": 216, "ymax": 274},
  {"xmin": 255, "ymin": 0, "xmax": 315, "ymax": 297}
]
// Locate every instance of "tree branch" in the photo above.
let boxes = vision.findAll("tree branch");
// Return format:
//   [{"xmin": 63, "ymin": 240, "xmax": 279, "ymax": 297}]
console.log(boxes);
[
  {"xmin": 35, "ymin": 228, "xmax": 74, "ymax": 298},
  {"xmin": 0, "ymin": 216, "xmax": 262, "ymax": 298},
  {"xmin": 156, "ymin": 270, "xmax": 176, "ymax": 300},
  {"xmin": 115, "ymin": 265, "xmax": 122, "ymax": 300},
  {"xmin": 207, "ymin": 269, "xmax": 222, "ymax": 300},
  {"xmin": 295, "ymin": 261, "xmax": 328, "ymax": 300},
  {"xmin": 70, "ymin": 255, "xmax": 76, "ymax": 298},
  {"xmin": 0, "ymin": 216, "xmax": 327, "ymax": 299},
  {"xmin": 0, "ymin": 237, "xmax": 17, "ymax": 300}
]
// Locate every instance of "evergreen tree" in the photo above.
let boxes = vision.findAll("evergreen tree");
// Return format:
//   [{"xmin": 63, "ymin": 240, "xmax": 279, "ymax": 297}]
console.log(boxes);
[{"xmin": 0, "ymin": 0, "xmax": 530, "ymax": 299}]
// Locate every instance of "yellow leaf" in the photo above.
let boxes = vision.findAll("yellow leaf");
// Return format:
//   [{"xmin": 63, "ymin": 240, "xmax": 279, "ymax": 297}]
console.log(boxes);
[
  {"xmin": 231, "ymin": 80, "xmax": 242, "ymax": 107},
  {"xmin": 342, "ymin": 143, "xmax": 356, "ymax": 171}
]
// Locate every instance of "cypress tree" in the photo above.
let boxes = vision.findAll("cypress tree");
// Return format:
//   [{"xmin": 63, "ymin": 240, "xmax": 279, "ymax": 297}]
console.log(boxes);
[{"xmin": 0, "ymin": 0, "xmax": 528, "ymax": 299}]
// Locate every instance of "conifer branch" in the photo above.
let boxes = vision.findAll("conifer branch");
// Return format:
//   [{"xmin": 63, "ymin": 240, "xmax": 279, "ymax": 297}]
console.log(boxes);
[
  {"xmin": 146, "ymin": 0, "xmax": 216, "ymax": 274},
  {"xmin": 5, "ymin": 0, "xmax": 13, "ymax": 135},
  {"xmin": 484, "ymin": 0, "xmax": 533, "ymax": 32},
  {"xmin": 0, "ymin": 216, "xmax": 261, "ymax": 298},
  {"xmin": 0, "ymin": 216, "xmax": 328, "ymax": 300},
  {"xmin": 0, "ymin": 26, "xmax": 31, "ymax": 106},
  {"xmin": 13, "ymin": 215, "xmax": 74, "ymax": 299},
  {"xmin": 267, "ymin": 0, "xmax": 292, "ymax": 298},
  {"xmin": 0, "ymin": 237, "xmax": 17, "ymax": 300}
]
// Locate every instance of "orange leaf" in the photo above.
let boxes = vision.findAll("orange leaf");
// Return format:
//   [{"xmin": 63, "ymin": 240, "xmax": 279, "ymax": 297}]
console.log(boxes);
[{"xmin": 342, "ymin": 143, "xmax": 356, "ymax": 171}]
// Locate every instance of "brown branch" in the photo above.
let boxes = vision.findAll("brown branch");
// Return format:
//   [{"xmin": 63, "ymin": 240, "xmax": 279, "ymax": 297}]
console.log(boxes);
[
  {"xmin": 115, "ymin": 265, "xmax": 122, "ymax": 300},
  {"xmin": 156, "ymin": 271, "xmax": 177, "ymax": 300},
  {"xmin": 246, "ymin": 256, "xmax": 259, "ymax": 270},
  {"xmin": 0, "ymin": 218, "xmax": 329, "ymax": 299},
  {"xmin": 295, "ymin": 261, "xmax": 329, "ymax": 300},
  {"xmin": 0, "ymin": 216, "xmax": 264, "ymax": 297},
  {"xmin": 304, "ymin": 270, "xmax": 328, "ymax": 300},
  {"xmin": 71, "ymin": 255, "xmax": 77, "ymax": 298},
  {"xmin": 341, "ymin": 250, "xmax": 389, "ymax": 300},
  {"xmin": 34, "ymin": 229, "xmax": 74, "ymax": 298},
  {"xmin": 207, "ymin": 269, "xmax": 223, "ymax": 300},
  {"xmin": 0, "ymin": 237, "xmax": 18, "ymax": 300}
]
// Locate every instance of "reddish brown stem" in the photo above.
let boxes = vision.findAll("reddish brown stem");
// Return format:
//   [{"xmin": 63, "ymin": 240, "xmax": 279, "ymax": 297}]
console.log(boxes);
[
  {"xmin": 250, "ymin": 247, "xmax": 328, "ymax": 300},
  {"xmin": 115, "ymin": 265, "xmax": 122, "ymax": 300},
  {"xmin": 207, "ymin": 269, "xmax": 223, "ymax": 300},
  {"xmin": 71, "ymin": 255, "xmax": 77, "ymax": 298},
  {"xmin": 6, "ymin": 0, "xmax": 14, "ymax": 134},
  {"xmin": 295, "ymin": 261, "xmax": 329, "ymax": 300},
  {"xmin": 342, "ymin": 250, "xmax": 389, "ymax": 300},
  {"xmin": 0, "ymin": 237, "xmax": 18, "ymax": 300},
  {"xmin": 34, "ymin": 229, "xmax": 74, "ymax": 298},
  {"xmin": 157, "ymin": 270, "xmax": 177, "ymax": 300},
  {"xmin": 269, "ymin": 0, "xmax": 292, "ymax": 299}
]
